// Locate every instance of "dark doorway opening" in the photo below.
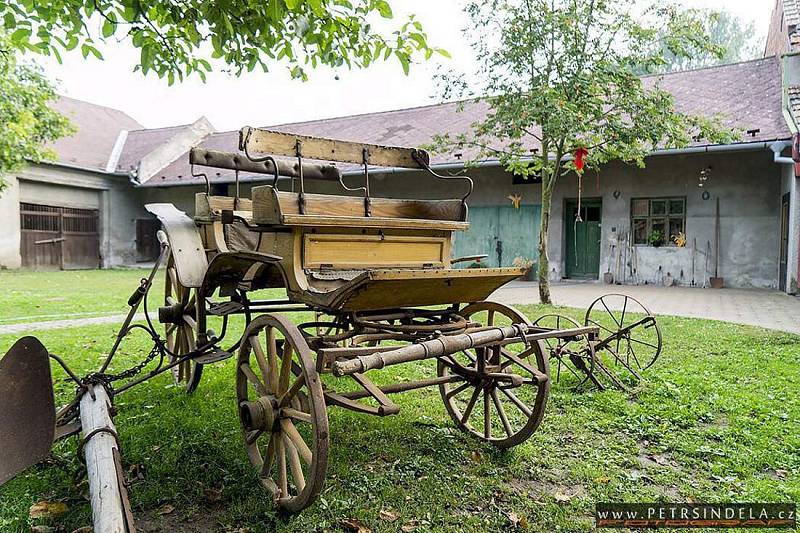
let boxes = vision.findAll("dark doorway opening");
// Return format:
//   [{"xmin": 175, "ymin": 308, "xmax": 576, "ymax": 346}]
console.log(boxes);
[{"xmin": 136, "ymin": 218, "xmax": 161, "ymax": 262}]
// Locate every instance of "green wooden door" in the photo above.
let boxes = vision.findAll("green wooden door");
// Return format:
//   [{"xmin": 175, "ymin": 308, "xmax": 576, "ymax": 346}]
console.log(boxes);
[
  {"xmin": 565, "ymin": 200, "xmax": 601, "ymax": 279},
  {"xmin": 453, "ymin": 205, "xmax": 540, "ymax": 267}
]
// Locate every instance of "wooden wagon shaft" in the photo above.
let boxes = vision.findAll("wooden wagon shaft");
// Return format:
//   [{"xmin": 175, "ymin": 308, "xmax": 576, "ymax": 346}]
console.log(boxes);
[
  {"xmin": 190, "ymin": 148, "xmax": 341, "ymax": 181},
  {"xmin": 240, "ymin": 127, "xmax": 431, "ymax": 169},
  {"xmin": 332, "ymin": 325, "xmax": 598, "ymax": 376},
  {"xmin": 79, "ymin": 384, "xmax": 136, "ymax": 533}
]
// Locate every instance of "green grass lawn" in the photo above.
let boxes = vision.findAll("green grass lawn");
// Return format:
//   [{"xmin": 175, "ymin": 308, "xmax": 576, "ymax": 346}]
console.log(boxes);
[
  {"xmin": 0, "ymin": 271, "xmax": 798, "ymax": 532},
  {"xmin": 0, "ymin": 268, "xmax": 151, "ymax": 324}
]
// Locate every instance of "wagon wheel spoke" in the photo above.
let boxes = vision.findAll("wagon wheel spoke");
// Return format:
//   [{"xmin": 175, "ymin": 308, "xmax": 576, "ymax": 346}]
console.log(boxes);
[
  {"xmin": 276, "ymin": 437, "xmax": 289, "ymax": 497},
  {"xmin": 497, "ymin": 386, "xmax": 533, "ymax": 417},
  {"xmin": 280, "ymin": 418, "xmax": 312, "ymax": 464},
  {"xmin": 250, "ymin": 335, "xmax": 274, "ymax": 393},
  {"xmin": 279, "ymin": 339, "xmax": 293, "ymax": 395},
  {"xmin": 279, "ymin": 375, "xmax": 306, "ymax": 408},
  {"xmin": 260, "ymin": 433, "xmax": 276, "ymax": 480},
  {"xmin": 240, "ymin": 363, "xmax": 267, "ymax": 396},
  {"xmin": 491, "ymin": 388, "xmax": 513, "ymax": 437},
  {"xmin": 460, "ymin": 386, "xmax": 482, "ymax": 424},
  {"xmin": 446, "ymin": 381, "xmax": 472, "ymax": 400},
  {"xmin": 282, "ymin": 407, "xmax": 313, "ymax": 424},
  {"xmin": 283, "ymin": 434, "xmax": 306, "ymax": 492},
  {"xmin": 628, "ymin": 337, "xmax": 659, "ymax": 351}
]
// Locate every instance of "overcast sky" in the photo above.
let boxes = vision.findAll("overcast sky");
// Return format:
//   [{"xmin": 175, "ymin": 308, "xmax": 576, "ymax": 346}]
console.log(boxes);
[{"xmin": 38, "ymin": 0, "xmax": 773, "ymax": 131}]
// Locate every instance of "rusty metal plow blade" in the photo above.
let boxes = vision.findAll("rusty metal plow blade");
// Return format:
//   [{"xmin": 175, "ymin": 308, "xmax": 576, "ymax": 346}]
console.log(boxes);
[{"xmin": 0, "ymin": 336, "xmax": 55, "ymax": 486}]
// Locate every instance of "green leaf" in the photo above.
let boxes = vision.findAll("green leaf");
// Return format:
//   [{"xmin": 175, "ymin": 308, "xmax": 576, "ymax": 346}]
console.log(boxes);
[
  {"xmin": 10, "ymin": 27, "xmax": 31, "ymax": 45},
  {"xmin": 102, "ymin": 19, "xmax": 116, "ymax": 38},
  {"xmin": 373, "ymin": 0, "xmax": 393, "ymax": 18}
]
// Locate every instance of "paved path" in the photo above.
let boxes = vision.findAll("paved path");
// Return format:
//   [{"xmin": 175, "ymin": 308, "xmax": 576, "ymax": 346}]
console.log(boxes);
[
  {"xmin": 0, "ymin": 313, "xmax": 144, "ymax": 335},
  {"xmin": 491, "ymin": 282, "xmax": 800, "ymax": 335}
]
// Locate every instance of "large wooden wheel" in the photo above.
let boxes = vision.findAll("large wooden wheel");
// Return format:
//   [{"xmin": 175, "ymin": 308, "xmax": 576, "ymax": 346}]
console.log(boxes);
[
  {"xmin": 164, "ymin": 253, "xmax": 203, "ymax": 393},
  {"xmin": 236, "ymin": 314, "xmax": 329, "ymax": 513},
  {"xmin": 438, "ymin": 302, "xmax": 550, "ymax": 449}
]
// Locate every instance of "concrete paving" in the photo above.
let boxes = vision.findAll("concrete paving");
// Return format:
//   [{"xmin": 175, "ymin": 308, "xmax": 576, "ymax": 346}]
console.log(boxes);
[
  {"xmin": 0, "ymin": 313, "xmax": 144, "ymax": 335},
  {"xmin": 491, "ymin": 281, "xmax": 800, "ymax": 335}
]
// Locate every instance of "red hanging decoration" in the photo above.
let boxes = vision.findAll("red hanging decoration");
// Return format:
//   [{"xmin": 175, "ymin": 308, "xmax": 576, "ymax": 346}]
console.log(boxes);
[{"xmin": 574, "ymin": 147, "xmax": 588, "ymax": 173}]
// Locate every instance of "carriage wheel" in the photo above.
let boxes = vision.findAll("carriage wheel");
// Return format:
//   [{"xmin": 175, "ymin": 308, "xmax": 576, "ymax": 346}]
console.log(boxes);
[
  {"xmin": 236, "ymin": 314, "xmax": 329, "ymax": 513},
  {"xmin": 531, "ymin": 314, "xmax": 596, "ymax": 388},
  {"xmin": 164, "ymin": 253, "xmax": 203, "ymax": 393},
  {"xmin": 438, "ymin": 302, "xmax": 550, "ymax": 449},
  {"xmin": 584, "ymin": 294, "xmax": 662, "ymax": 376}
]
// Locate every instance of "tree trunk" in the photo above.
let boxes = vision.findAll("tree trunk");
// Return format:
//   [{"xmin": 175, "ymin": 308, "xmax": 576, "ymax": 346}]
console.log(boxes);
[{"xmin": 538, "ymin": 179, "xmax": 553, "ymax": 304}]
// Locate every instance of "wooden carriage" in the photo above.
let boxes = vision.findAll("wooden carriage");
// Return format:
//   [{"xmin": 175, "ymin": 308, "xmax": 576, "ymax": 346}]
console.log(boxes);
[{"xmin": 143, "ymin": 127, "xmax": 598, "ymax": 512}]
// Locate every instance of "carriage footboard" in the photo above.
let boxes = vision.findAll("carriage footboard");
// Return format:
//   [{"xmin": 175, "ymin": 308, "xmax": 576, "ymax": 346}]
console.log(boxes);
[{"xmin": 331, "ymin": 325, "xmax": 598, "ymax": 377}]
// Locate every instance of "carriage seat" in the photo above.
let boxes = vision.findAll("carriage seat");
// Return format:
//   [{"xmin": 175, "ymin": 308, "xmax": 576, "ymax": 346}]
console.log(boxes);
[
  {"xmin": 194, "ymin": 193, "xmax": 253, "ymax": 223},
  {"xmin": 251, "ymin": 186, "xmax": 470, "ymax": 231}
]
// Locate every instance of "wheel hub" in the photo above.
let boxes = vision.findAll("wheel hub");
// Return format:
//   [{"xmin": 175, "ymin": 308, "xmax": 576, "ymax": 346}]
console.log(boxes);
[{"xmin": 240, "ymin": 396, "xmax": 277, "ymax": 431}]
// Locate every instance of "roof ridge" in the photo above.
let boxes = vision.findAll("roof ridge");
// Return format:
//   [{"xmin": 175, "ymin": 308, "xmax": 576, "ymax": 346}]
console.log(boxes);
[
  {"xmin": 640, "ymin": 55, "xmax": 778, "ymax": 79},
  {"xmin": 127, "ymin": 123, "xmax": 196, "ymax": 133}
]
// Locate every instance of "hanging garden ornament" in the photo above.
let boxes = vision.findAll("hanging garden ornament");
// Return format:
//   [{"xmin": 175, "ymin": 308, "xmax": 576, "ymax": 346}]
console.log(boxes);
[{"xmin": 574, "ymin": 147, "xmax": 588, "ymax": 173}]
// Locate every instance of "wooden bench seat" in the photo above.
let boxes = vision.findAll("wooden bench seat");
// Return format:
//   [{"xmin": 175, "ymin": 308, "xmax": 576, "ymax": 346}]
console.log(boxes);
[
  {"xmin": 251, "ymin": 186, "xmax": 468, "ymax": 231},
  {"xmin": 195, "ymin": 193, "xmax": 253, "ymax": 222}
]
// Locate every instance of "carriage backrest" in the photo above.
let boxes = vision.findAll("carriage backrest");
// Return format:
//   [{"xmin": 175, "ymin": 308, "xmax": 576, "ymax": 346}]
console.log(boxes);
[{"xmin": 251, "ymin": 186, "xmax": 468, "ymax": 231}]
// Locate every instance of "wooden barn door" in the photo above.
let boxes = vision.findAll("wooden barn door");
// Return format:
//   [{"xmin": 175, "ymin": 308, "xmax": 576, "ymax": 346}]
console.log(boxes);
[{"xmin": 20, "ymin": 203, "xmax": 100, "ymax": 270}]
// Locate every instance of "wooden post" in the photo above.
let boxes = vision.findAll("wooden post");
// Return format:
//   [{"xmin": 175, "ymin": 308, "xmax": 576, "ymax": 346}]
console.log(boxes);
[{"xmin": 79, "ymin": 384, "xmax": 134, "ymax": 533}]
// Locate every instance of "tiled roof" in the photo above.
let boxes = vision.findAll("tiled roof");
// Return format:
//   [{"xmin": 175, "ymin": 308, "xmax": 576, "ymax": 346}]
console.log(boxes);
[
  {"xmin": 49, "ymin": 96, "xmax": 142, "ymax": 171},
  {"xmin": 116, "ymin": 124, "xmax": 196, "ymax": 173},
  {"xmin": 785, "ymin": 0, "xmax": 800, "ymax": 28},
  {"xmin": 140, "ymin": 56, "xmax": 792, "ymax": 188}
]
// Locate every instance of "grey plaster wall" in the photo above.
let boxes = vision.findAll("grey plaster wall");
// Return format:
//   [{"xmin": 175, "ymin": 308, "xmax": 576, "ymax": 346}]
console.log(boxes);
[{"xmin": 359, "ymin": 150, "xmax": 784, "ymax": 289}]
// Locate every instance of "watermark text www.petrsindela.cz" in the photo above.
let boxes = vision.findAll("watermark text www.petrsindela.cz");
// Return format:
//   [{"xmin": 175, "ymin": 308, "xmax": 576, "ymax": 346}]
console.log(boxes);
[{"xmin": 596, "ymin": 503, "xmax": 797, "ymax": 529}]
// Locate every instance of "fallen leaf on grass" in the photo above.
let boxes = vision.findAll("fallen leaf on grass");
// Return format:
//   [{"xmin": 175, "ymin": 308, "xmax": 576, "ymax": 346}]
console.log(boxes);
[
  {"xmin": 553, "ymin": 491, "xmax": 572, "ymax": 503},
  {"xmin": 379, "ymin": 509, "xmax": 399, "ymax": 522},
  {"xmin": 341, "ymin": 518, "xmax": 371, "ymax": 532},
  {"xmin": 29, "ymin": 501, "xmax": 68, "ymax": 519},
  {"xmin": 470, "ymin": 451, "xmax": 482, "ymax": 462},
  {"xmin": 158, "ymin": 504, "xmax": 175, "ymax": 515},
  {"xmin": 594, "ymin": 476, "xmax": 610, "ymax": 484},
  {"xmin": 507, "ymin": 511, "xmax": 529, "ymax": 529},
  {"xmin": 204, "ymin": 487, "xmax": 223, "ymax": 503},
  {"xmin": 401, "ymin": 521, "xmax": 420, "ymax": 532}
]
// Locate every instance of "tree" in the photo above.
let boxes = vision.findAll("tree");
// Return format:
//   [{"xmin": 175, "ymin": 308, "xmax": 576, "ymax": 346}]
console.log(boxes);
[
  {"xmin": 652, "ymin": 10, "xmax": 762, "ymax": 73},
  {"xmin": 433, "ymin": 0, "xmax": 736, "ymax": 304},
  {"xmin": 0, "ymin": 35, "xmax": 74, "ymax": 191},
  {"xmin": 1, "ymin": 0, "xmax": 445, "ymax": 83}
]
